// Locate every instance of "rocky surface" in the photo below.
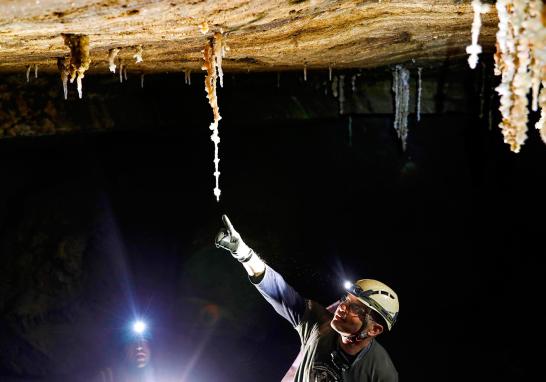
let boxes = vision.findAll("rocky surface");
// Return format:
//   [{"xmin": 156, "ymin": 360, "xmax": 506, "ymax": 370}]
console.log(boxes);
[{"xmin": 0, "ymin": 0, "xmax": 498, "ymax": 74}]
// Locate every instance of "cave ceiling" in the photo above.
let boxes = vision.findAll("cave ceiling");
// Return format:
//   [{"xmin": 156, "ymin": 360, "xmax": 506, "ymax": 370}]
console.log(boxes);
[{"xmin": 0, "ymin": 0, "xmax": 498, "ymax": 74}]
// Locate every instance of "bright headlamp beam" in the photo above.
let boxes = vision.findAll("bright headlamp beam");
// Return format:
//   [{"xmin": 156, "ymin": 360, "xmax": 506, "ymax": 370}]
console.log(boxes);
[
  {"xmin": 133, "ymin": 320, "xmax": 147, "ymax": 334},
  {"xmin": 343, "ymin": 281, "xmax": 352, "ymax": 290}
]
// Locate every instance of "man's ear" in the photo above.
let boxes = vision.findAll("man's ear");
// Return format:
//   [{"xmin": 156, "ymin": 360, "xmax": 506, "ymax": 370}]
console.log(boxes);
[{"xmin": 367, "ymin": 322, "xmax": 384, "ymax": 338}]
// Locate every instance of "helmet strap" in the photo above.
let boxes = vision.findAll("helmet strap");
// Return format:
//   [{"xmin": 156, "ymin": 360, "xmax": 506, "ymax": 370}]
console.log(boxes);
[{"xmin": 341, "ymin": 323, "xmax": 368, "ymax": 344}]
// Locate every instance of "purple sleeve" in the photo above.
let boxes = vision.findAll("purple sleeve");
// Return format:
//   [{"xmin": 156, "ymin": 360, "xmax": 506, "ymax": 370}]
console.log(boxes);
[{"xmin": 251, "ymin": 264, "xmax": 306, "ymax": 327}]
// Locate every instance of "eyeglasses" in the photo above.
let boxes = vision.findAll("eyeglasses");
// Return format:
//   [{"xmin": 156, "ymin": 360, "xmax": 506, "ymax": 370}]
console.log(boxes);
[{"xmin": 338, "ymin": 295, "xmax": 370, "ymax": 317}]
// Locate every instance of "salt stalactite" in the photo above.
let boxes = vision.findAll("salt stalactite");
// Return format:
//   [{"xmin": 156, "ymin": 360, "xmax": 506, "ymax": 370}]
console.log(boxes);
[
  {"xmin": 494, "ymin": 0, "xmax": 516, "ymax": 148},
  {"xmin": 493, "ymin": 0, "xmax": 545, "ymax": 153},
  {"xmin": 347, "ymin": 115, "xmax": 353, "ymax": 147},
  {"xmin": 351, "ymin": 74, "xmax": 357, "ymax": 93},
  {"xmin": 34, "ymin": 64, "xmax": 38, "ymax": 78},
  {"xmin": 531, "ymin": 64, "xmax": 542, "ymax": 112},
  {"xmin": 392, "ymin": 65, "xmax": 410, "ymax": 151},
  {"xmin": 26, "ymin": 65, "xmax": 31, "ymax": 83},
  {"xmin": 133, "ymin": 45, "xmax": 143, "ymax": 63},
  {"xmin": 332, "ymin": 76, "xmax": 338, "ymax": 98},
  {"xmin": 534, "ymin": 0, "xmax": 546, "ymax": 141},
  {"xmin": 118, "ymin": 59, "xmax": 124, "ymax": 83},
  {"xmin": 329, "ymin": 66, "xmax": 332, "ymax": 81},
  {"xmin": 141, "ymin": 73, "xmax": 144, "ymax": 89},
  {"xmin": 108, "ymin": 48, "xmax": 120, "ymax": 73},
  {"xmin": 184, "ymin": 69, "xmax": 192, "ymax": 85},
  {"xmin": 202, "ymin": 37, "xmax": 222, "ymax": 201},
  {"xmin": 57, "ymin": 56, "xmax": 70, "ymax": 100},
  {"xmin": 466, "ymin": 0, "xmax": 490, "ymax": 69},
  {"xmin": 417, "ymin": 67, "xmax": 422, "ymax": 122},
  {"xmin": 338, "ymin": 74, "xmax": 345, "ymax": 115},
  {"xmin": 213, "ymin": 31, "xmax": 228, "ymax": 88},
  {"xmin": 527, "ymin": 0, "xmax": 546, "ymax": 113},
  {"xmin": 303, "ymin": 64, "xmax": 307, "ymax": 81},
  {"xmin": 62, "ymin": 33, "xmax": 91, "ymax": 99},
  {"xmin": 124, "ymin": 66, "xmax": 128, "ymax": 81},
  {"xmin": 535, "ymin": 86, "xmax": 546, "ymax": 143}
]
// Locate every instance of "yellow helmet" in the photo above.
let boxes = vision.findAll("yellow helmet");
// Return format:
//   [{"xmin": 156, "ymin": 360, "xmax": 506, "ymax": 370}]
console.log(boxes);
[{"xmin": 346, "ymin": 279, "xmax": 399, "ymax": 331}]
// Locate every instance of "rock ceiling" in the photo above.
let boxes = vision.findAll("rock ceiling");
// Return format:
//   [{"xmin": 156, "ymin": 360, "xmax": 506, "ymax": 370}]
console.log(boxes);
[{"xmin": 0, "ymin": 0, "xmax": 498, "ymax": 74}]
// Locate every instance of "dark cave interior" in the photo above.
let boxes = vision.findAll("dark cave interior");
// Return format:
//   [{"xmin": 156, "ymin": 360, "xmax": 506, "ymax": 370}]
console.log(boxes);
[{"xmin": 0, "ymin": 63, "xmax": 543, "ymax": 381}]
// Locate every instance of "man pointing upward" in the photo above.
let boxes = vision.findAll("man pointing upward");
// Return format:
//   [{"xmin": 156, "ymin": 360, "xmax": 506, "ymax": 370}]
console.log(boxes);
[{"xmin": 215, "ymin": 215, "xmax": 399, "ymax": 382}]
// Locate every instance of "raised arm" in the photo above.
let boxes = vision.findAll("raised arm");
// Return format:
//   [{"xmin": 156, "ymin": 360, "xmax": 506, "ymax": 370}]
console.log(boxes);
[{"xmin": 215, "ymin": 214, "xmax": 305, "ymax": 327}]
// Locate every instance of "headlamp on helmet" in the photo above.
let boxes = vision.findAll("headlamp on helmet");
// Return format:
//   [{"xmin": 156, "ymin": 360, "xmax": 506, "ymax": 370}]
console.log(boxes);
[{"xmin": 344, "ymin": 279, "xmax": 399, "ymax": 331}]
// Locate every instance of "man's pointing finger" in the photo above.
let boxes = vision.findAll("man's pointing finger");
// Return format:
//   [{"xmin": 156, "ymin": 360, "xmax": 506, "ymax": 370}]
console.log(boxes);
[{"xmin": 222, "ymin": 214, "xmax": 235, "ymax": 234}]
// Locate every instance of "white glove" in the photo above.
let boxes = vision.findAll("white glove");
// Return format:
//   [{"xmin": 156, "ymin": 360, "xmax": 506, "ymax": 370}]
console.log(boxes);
[{"xmin": 215, "ymin": 215, "xmax": 254, "ymax": 262}]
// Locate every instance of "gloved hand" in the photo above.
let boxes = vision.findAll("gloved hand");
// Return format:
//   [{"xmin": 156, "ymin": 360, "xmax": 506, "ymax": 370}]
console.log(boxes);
[{"xmin": 215, "ymin": 215, "xmax": 254, "ymax": 262}]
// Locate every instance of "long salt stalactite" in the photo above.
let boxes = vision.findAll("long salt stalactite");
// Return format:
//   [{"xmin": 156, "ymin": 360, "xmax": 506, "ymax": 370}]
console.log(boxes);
[
  {"xmin": 338, "ymin": 74, "xmax": 345, "ymax": 115},
  {"xmin": 61, "ymin": 34, "xmax": 91, "ymax": 99},
  {"xmin": 527, "ymin": 1, "xmax": 546, "ymax": 142},
  {"xmin": 202, "ymin": 32, "xmax": 228, "ymax": 201},
  {"xmin": 417, "ymin": 67, "xmax": 422, "ymax": 122},
  {"xmin": 392, "ymin": 65, "xmax": 410, "ymax": 151},
  {"xmin": 57, "ymin": 56, "xmax": 70, "ymax": 100},
  {"xmin": 493, "ymin": 0, "xmax": 546, "ymax": 153},
  {"xmin": 466, "ymin": 0, "xmax": 490, "ymax": 69},
  {"xmin": 118, "ymin": 58, "xmax": 124, "ymax": 83}
]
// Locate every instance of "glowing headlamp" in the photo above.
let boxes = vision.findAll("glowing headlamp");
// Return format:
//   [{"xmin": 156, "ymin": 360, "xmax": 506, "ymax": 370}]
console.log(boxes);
[{"xmin": 132, "ymin": 320, "xmax": 147, "ymax": 335}]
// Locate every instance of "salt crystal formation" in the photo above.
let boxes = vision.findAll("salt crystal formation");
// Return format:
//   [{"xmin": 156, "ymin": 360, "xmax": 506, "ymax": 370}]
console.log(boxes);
[
  {"xmin": 417, "ymin": 67, "xmax": 422, "ymax": 122},
  {"xmin": 57, "ymin": 56, "xmax": 70, "ymax": 100},
  {"xmin": 108, "ymin": 48, "xmax": 121, "ymax": 73},
  {"xmin": 213, "ymin": 32, "xmax": 228, "ymax": 88},
  {"xmin": 202, "ymin": 32, "xmax": 228, "ymax": 201},
  {"xmin": 338, "ymin": 74, "xmax": 345, "ymax": 115},
  {"xmin": 118, "ymin": 59, "xmax": 124, "ymax": 83},
  {"xmin": 466, "ymin": 0, "xmax": 490, "ymax": 69},
  {"xmin": 494, "ymin": 0, "xmax": 545, "ymax": 153},
  {"xmin": 61, "ymin": 34, "xmax": 91, "ymax": 99},
  {"xmin": 184, "ymin": 69, "xmax": 191, "ymax": 85},
  {"xmin": 392, "ymin": 65, "xmax": 410, "ymax": 151}
]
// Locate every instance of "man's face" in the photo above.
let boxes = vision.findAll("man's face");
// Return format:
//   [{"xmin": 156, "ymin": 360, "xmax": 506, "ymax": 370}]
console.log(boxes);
[
  {"xmin": 330, "ymin": 293, "xmax": 369, "ymax": 336},
  {"xmin": 126, "ymin": 339, "xmax": 151, "ymax": 369}
]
